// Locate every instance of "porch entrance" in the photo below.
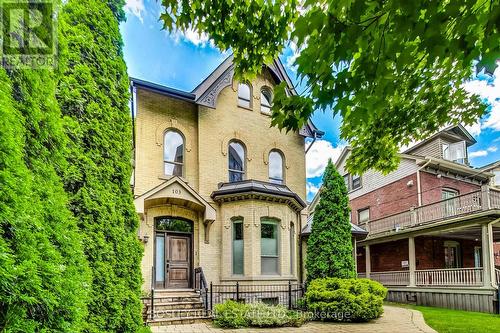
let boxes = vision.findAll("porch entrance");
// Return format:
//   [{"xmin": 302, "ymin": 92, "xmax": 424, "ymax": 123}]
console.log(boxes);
[{"xmin": 154, "ymin": 217, "xmax": 193, "ymax": 289}]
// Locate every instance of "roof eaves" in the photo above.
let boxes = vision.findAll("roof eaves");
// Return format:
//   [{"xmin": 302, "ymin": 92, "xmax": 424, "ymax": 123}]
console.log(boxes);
[{"xmin": 130, "ymin": 77, "xmax": 195, "ymax": 102}]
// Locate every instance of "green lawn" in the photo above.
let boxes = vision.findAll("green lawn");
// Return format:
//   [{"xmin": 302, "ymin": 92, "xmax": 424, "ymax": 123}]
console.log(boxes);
[{"xmin": 387, "ymin": 302, "xmax": 500, "ymax": 333}]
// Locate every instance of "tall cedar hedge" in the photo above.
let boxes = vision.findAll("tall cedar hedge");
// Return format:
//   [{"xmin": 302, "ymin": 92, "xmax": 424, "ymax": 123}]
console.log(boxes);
[
  {"xmin": 0, "ymin": 26, "xmax": 90, "ymax": 333},
  {"xmin": 306, "ymin": 159, "xmax": 356, "ymax": 281},
  {"xmin": 57, "ymin": 0, "xmax": 144, "ymax": 331}
]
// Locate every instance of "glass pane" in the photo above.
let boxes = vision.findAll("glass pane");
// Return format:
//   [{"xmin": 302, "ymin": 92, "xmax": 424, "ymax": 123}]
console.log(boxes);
[
  {"xmin": 352, "ymin": 174, "xmax": 361, "ymax": 189},
  {"xmin": 229, "ymin": 171, "xmax": 244, "ymax": 182},
  {"xmin": 238, "ymin": 83, "xmax": 250, "ymax": 102},
  {"xmin": 358, "ymin": 209, "xmax": 369, "ymax": 224},
  {"xmin": 164, "ymin": 131, "xmax": 184, "ymax": 163},
  {"xmin": 343, "ymin": 174, "xmax": 350, "ymax": 190},
  {"xmin": 269, "ymin": 151, "xmax": 283, "ymax": 183},
  {"xmin": 261, "ymin": 257, "xmax": 278, "ymax": 275},
  {"xmin": 156, "ymin": 217, "xmax": 193, "ymax": 232},
  {"xmin": 155, "ymin": 235, "xmax": 165, "ymax": 282},
  {"xmin": 228, "ymin": 142, "xmax": 245, "ymax": 171},
  {"xmin": 261, "ymin": 90, "xmax": 272, "ymax": 113},
  {"xmin": 261, "ymin": 222, "xmax": 277, "ymax": 256},
  {"xmin": 233, "ymin": 222, "xmax": 244, "ymax": 274},
  {"xmin": 164, "ymin": 162, "xmax": 183, "ymax": 176}
]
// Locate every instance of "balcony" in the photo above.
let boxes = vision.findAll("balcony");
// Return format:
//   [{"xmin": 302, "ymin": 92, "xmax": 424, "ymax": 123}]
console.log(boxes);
[{"xmin": 365, "ymin": 187, "xmax": 500, "ymax": 236}]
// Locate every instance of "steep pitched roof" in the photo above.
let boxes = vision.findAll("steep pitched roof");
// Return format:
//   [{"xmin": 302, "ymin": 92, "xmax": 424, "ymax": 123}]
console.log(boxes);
[
  {"xmin": 403, "ymin": 124, "xmax": 477, "ymax": 155},
  {"xmin": 131, "ymin": 54, "xmax": 323, "ymax": 138}
]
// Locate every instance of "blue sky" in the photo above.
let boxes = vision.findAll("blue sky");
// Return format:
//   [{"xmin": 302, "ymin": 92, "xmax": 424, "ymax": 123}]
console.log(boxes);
[{"xmin": 121, "ymin": 0, "xmax": 500, "ymax": 201}]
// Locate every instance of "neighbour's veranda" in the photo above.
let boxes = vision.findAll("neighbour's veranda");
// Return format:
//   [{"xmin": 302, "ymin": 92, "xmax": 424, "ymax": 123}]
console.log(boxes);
[{"xmin": 321, "ymin": 126, "xmax": 500, "ymax": 313}]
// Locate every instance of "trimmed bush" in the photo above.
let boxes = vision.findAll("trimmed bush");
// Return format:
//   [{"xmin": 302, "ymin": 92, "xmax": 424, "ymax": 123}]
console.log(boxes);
[
  {"xmin": 213, "ymin": 300, "xmax": 249, "ymax": 328},
  {"xmin": 213, "ymin": 300, "xmax": 306, "ymax": 328},
  {"xmin": 303, "ymin": 278, "xmax": 387, "ymax": 322}
]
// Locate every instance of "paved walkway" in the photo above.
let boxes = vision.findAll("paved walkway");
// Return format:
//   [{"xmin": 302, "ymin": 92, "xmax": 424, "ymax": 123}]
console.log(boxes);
[{"xmin": 151, "ymin": 305, "xmax": 437, "ymax": 333}]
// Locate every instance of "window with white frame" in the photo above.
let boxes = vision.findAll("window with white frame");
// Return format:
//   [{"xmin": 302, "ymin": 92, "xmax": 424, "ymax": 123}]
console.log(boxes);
[
  {"xmin": 163, "ymin": 130, "xmax": 184, "ymax": 176},
  {"xmin": 237, "ymin": 83, "xmax": 252, "ymax": 108},
  {"xmin": 443, "ymin": 141, "xmax": 466, "ymax": 164},
  {"xmin": 343, "ymin": 173, "xmax": 362, "ymax": 191},
  {"xmin": 260, "ymin": 88, "xmax": 272, "ymax": 114},
  {"xmin": 261, "ymin": 219, "xmax": 279, "ymax": 275},
  {"xmin": 232, "ymin": 218, "xmax": 244, "ymax": 275},
  {"xmin": 228, "ymin": 140, "xmax": 245, "ymax": 182},
  {"xmin": 268, "ymin": 150, "xmax": 284, "ymax": 184},
  {"xmin": 358, "ymin": 208, "xmax": 370, "ymax": 225}
]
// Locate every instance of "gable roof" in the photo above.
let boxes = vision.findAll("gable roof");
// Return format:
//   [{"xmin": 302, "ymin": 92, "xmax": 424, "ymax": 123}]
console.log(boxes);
[
  {"xmin": 130, "ymin": 54, "xmax": 323, "ymax": 138},
  {"xmin": 478, "ymin": 160, "xmax": 500, "ymax": 171},
  {"xmin": 403, "ymin": 124, "xmax": 476, "ymax": 155}
]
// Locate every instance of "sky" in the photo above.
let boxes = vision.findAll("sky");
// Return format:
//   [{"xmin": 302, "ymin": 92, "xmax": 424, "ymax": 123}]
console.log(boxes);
[{"xmin": 121, "ymin": 0, "xmax": 500, "ymax": 201}]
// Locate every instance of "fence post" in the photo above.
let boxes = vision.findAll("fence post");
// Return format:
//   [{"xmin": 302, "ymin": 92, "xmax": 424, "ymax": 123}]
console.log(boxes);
[
  {"xmin": 236, "ymin": 281, "xmax": 240, "ymax": 302},
  {"xmin": 288, "ymin": 281, "xmax": 292, "ymax": 309},
  {"xmin": 204, "ymin": 287, "xmax": 208, "ymax": 314},
  {"xmin": 150, "ymin": 288, "xmax": 154, "ymax": 320},
  {"xmin": 210, "ymin": 282, "xmax": 213, "ymax": 311}
]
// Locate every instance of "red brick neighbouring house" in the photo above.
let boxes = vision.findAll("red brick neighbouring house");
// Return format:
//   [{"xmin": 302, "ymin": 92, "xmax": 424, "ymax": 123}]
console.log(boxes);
[{"xmin": 306, "ymin": 125, "xmax": 500, "ymax": 313}]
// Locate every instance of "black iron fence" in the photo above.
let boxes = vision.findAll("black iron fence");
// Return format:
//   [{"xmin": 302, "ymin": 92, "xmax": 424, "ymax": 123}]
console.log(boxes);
[{"xmin": 208, "ymin": 281, "xmax": 304, "ymax": 311}]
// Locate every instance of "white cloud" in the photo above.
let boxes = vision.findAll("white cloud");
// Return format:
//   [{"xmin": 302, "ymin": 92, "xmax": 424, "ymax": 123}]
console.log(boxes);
[
  {"xmin": 124, "ymin": 0, "xmax": 145, "ymax": 22},
  {"xmin": 306, "ymin": 182, "xmax": 320, "ymax": 198},
  {"xmin": 469, "ymin": 150, "xmax": 488, "ymax": 158},
  {"xmin": 172, "ymin": 28, "xmax": 213, "ymax": 47},
  {"xmin": 463, "ymin": 63, "xmax": 500, "ymax": 134},
  {"xmin": 487, "ymin": 146, "xmax": 498, "ymax": 152},
  {"xmin": 306, "ymin": 139, "xmax": 345, "ymax": 178}
]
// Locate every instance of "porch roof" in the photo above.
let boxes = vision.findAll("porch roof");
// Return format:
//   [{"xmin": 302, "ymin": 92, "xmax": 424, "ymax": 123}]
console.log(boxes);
[{"xmin": 301, "ymin": 214, "xmax": 368, "ymax": 240}]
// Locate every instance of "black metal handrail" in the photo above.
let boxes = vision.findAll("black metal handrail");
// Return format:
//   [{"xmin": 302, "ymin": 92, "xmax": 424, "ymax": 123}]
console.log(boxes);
[{"xmin": 194, "ymin": 267, "xmax": 209, "ymax": 314}]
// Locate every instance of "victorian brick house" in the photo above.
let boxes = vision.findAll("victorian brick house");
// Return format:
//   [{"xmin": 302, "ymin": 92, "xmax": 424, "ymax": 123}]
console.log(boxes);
[
  {"xmin": 130, "ymin": 56, "xmax": 323, "ymax": 324},
  {"xmin": 329, "ymin": 125, "xmax": 500, "ymax": 313}
]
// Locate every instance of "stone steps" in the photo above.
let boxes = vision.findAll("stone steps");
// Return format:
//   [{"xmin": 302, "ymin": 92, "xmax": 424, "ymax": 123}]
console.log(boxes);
[{"xmin": 144, "ymin": 289, "xmax": 209, "ymax": 326}]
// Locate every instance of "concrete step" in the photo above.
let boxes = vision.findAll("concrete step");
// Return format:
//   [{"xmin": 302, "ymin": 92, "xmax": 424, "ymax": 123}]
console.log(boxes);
[
  {"xmin": 148, "ymin": 316, "xmax": 211, "ymax": 326},
  {"xmin": 151, "ymin": 301, "xmax": 204, "ymax": 310},
  {"xmin": 148, "ymin": 295, "xmax": 202, "ymax": 303},
  {"xmin": 148, "ymin": 308, "xmax": 207, "ymax": 319}
]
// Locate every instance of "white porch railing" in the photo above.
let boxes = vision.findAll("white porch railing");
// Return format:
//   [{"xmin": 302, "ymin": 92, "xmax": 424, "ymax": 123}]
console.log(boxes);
[
  {"xmin": 367, "ymin": 188, "xmax": 500, "ymax": 235},
  {"xmin": 357, "ymin": 272, "xmax": 366, "ymax": 278},
  {"xmin": 369, "ymin": 271, "xmax": 410, "ymax": 286},
  {"xmin": 415, "ymin": 268, "xmax": 483, "ymax": 286}
]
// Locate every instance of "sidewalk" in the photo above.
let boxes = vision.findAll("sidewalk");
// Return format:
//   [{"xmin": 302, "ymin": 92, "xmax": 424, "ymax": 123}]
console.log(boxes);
[{"xmin": 151, "ymin": 305, "xmax": 437, "ymax": 333}]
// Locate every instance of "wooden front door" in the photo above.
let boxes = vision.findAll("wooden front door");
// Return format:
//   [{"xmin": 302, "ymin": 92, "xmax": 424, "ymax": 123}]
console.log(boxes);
[{"xmin": 166, "ymin": 234, "xmax": 191, "ymax": 288}]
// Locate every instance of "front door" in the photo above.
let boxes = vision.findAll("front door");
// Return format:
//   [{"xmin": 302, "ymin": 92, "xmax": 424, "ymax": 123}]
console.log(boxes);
[
  {"xmin": 166, "ymin": 234, "xmax": 191, "ymax": 288},
  {"xmin": 154, "ymin": 217, "xmax": 193, "ymax": 289}
]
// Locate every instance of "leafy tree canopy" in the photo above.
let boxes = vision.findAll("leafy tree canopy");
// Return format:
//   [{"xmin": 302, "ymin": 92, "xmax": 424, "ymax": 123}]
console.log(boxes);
[{"xmin": 161, "ymin": 0, "xmax": 499, "ymax": 173}]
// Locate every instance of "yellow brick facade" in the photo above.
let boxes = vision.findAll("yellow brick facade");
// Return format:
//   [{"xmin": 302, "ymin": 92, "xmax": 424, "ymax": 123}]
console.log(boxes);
[{"xmin": 133, "ymin": 68, "xmax": 309, "ymax": 292}]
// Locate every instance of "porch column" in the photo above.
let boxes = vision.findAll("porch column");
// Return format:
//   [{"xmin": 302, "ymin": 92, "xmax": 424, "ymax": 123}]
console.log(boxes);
[
  {"xmin": 365, "ymin": 245, "xmax": 371, "ymax": 279},
  {"xmin": 408, "ymin": 236, "xmax": 416, "ymax": 287},
  {"xmin": 481, "ymin": 223, "xmax": 494, "ymax": 287},
  {"xmin": 352, "ymin": 238, "xmax": 357, "ymax": 273}
]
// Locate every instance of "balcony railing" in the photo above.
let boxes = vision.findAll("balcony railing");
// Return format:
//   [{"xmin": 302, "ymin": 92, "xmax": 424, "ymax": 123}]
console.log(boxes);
[
  {"xmin": 366, "ymin": 187, "xmax": 500, "ymax": 236},
  {"xmin": 369, "ymin": 271, "xmax": 410, "ymax": 286},
  {"xmin": 415, "ymin": 267, "xmax": 483, "ymax": 286}
]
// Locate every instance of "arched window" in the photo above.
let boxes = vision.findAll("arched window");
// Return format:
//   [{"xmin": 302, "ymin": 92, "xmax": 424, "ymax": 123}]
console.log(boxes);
[
  {"xmin": 164, "ymin": 130, "xmax": 184, "ymax": 176},
  {"xmin": 237, "ymin": 83, "xmax": 251, "ymax": 108},
  {"xmin": 268, "ymin": 150, "xmax": 284, "ymax": 184},
  {"xmin": 290, "ymin": 222, "xmax": 295, "ymax": 275},
  {"xmin": 228, "ymin": 141, "xmax": 245, "ymax": 182},
  {"xmin": 232, "ymin": 218, "xmax": 244, "ymax": 275},
  {"xmin": 260, "ymin": 88, "xmax": 272, "ymax": 114}
]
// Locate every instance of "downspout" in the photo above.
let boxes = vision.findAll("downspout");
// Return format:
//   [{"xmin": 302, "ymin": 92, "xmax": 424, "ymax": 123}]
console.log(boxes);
[
  {"xmin": 416, "ymin": 158, "xmax": 432, "ymax": 206},
  {"xmin": 130, "ymin": 81, "xmax": 137, "ymax": 194},
  {"xmin": 297, "ymin": 210, "xmax": 304, "ymax": 284}
]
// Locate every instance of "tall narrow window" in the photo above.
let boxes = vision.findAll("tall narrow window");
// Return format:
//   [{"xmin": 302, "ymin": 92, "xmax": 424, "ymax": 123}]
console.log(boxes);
[
  {"xmin": 358, "ymin": 208, "xmax": 370, "ymax": 225},
  {"xmin": 351, "ymin": 174, "xmax": 361, "ymax": 190},
  {"xmin": 232, "ymin": 219, "xmax": 244, "ymax": 275},
  {"xmin": 164, "ymin": 130, "xmax": 184, "ymax": 176},
  {"xmin": 261, "ymin": 219, "xmax": 279, "ymax": 275},
  {"xmin": 228, "ymin": 141, "xmax": 245, "ymax": 182},
  {"xmin": 238, "ymin": 83, "xmax": 251, "ymax": 108},
  {"xmin": 442, "ymin": 188, "xmax": 458, "ymax": 217},
  {"xmin": 260, "ymin": 88, "xmax": 272, "ymax": 114},
  {"xmin": 268, "ymin": 150, "xmax": 284, "ymax": 184},
  {"xmin": 289, "ymin": 222, "xmax": 295, "ymax": 275}
]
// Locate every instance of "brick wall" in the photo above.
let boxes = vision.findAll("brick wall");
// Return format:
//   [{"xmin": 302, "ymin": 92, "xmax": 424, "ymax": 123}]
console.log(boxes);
[
  {"xmin": 420, "ymin": 171, "xmax": 481, "ymax": 205},
  {"xmin": 356, "ymin": 236, "xmax": 481, "ymax": 273},
  {"xmin": 349, "ymin": 174, "xmax": 418, "ymax": 224}
]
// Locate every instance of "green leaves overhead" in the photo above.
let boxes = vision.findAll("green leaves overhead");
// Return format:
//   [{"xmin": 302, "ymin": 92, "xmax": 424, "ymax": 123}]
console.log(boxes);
[
  {"xmin": 159, "ymin": 0, "xmax": 499, "ymax": 174},
  {"xmin": 161, "ymin": 0, "xmax": 298, "ymax": 80}
]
